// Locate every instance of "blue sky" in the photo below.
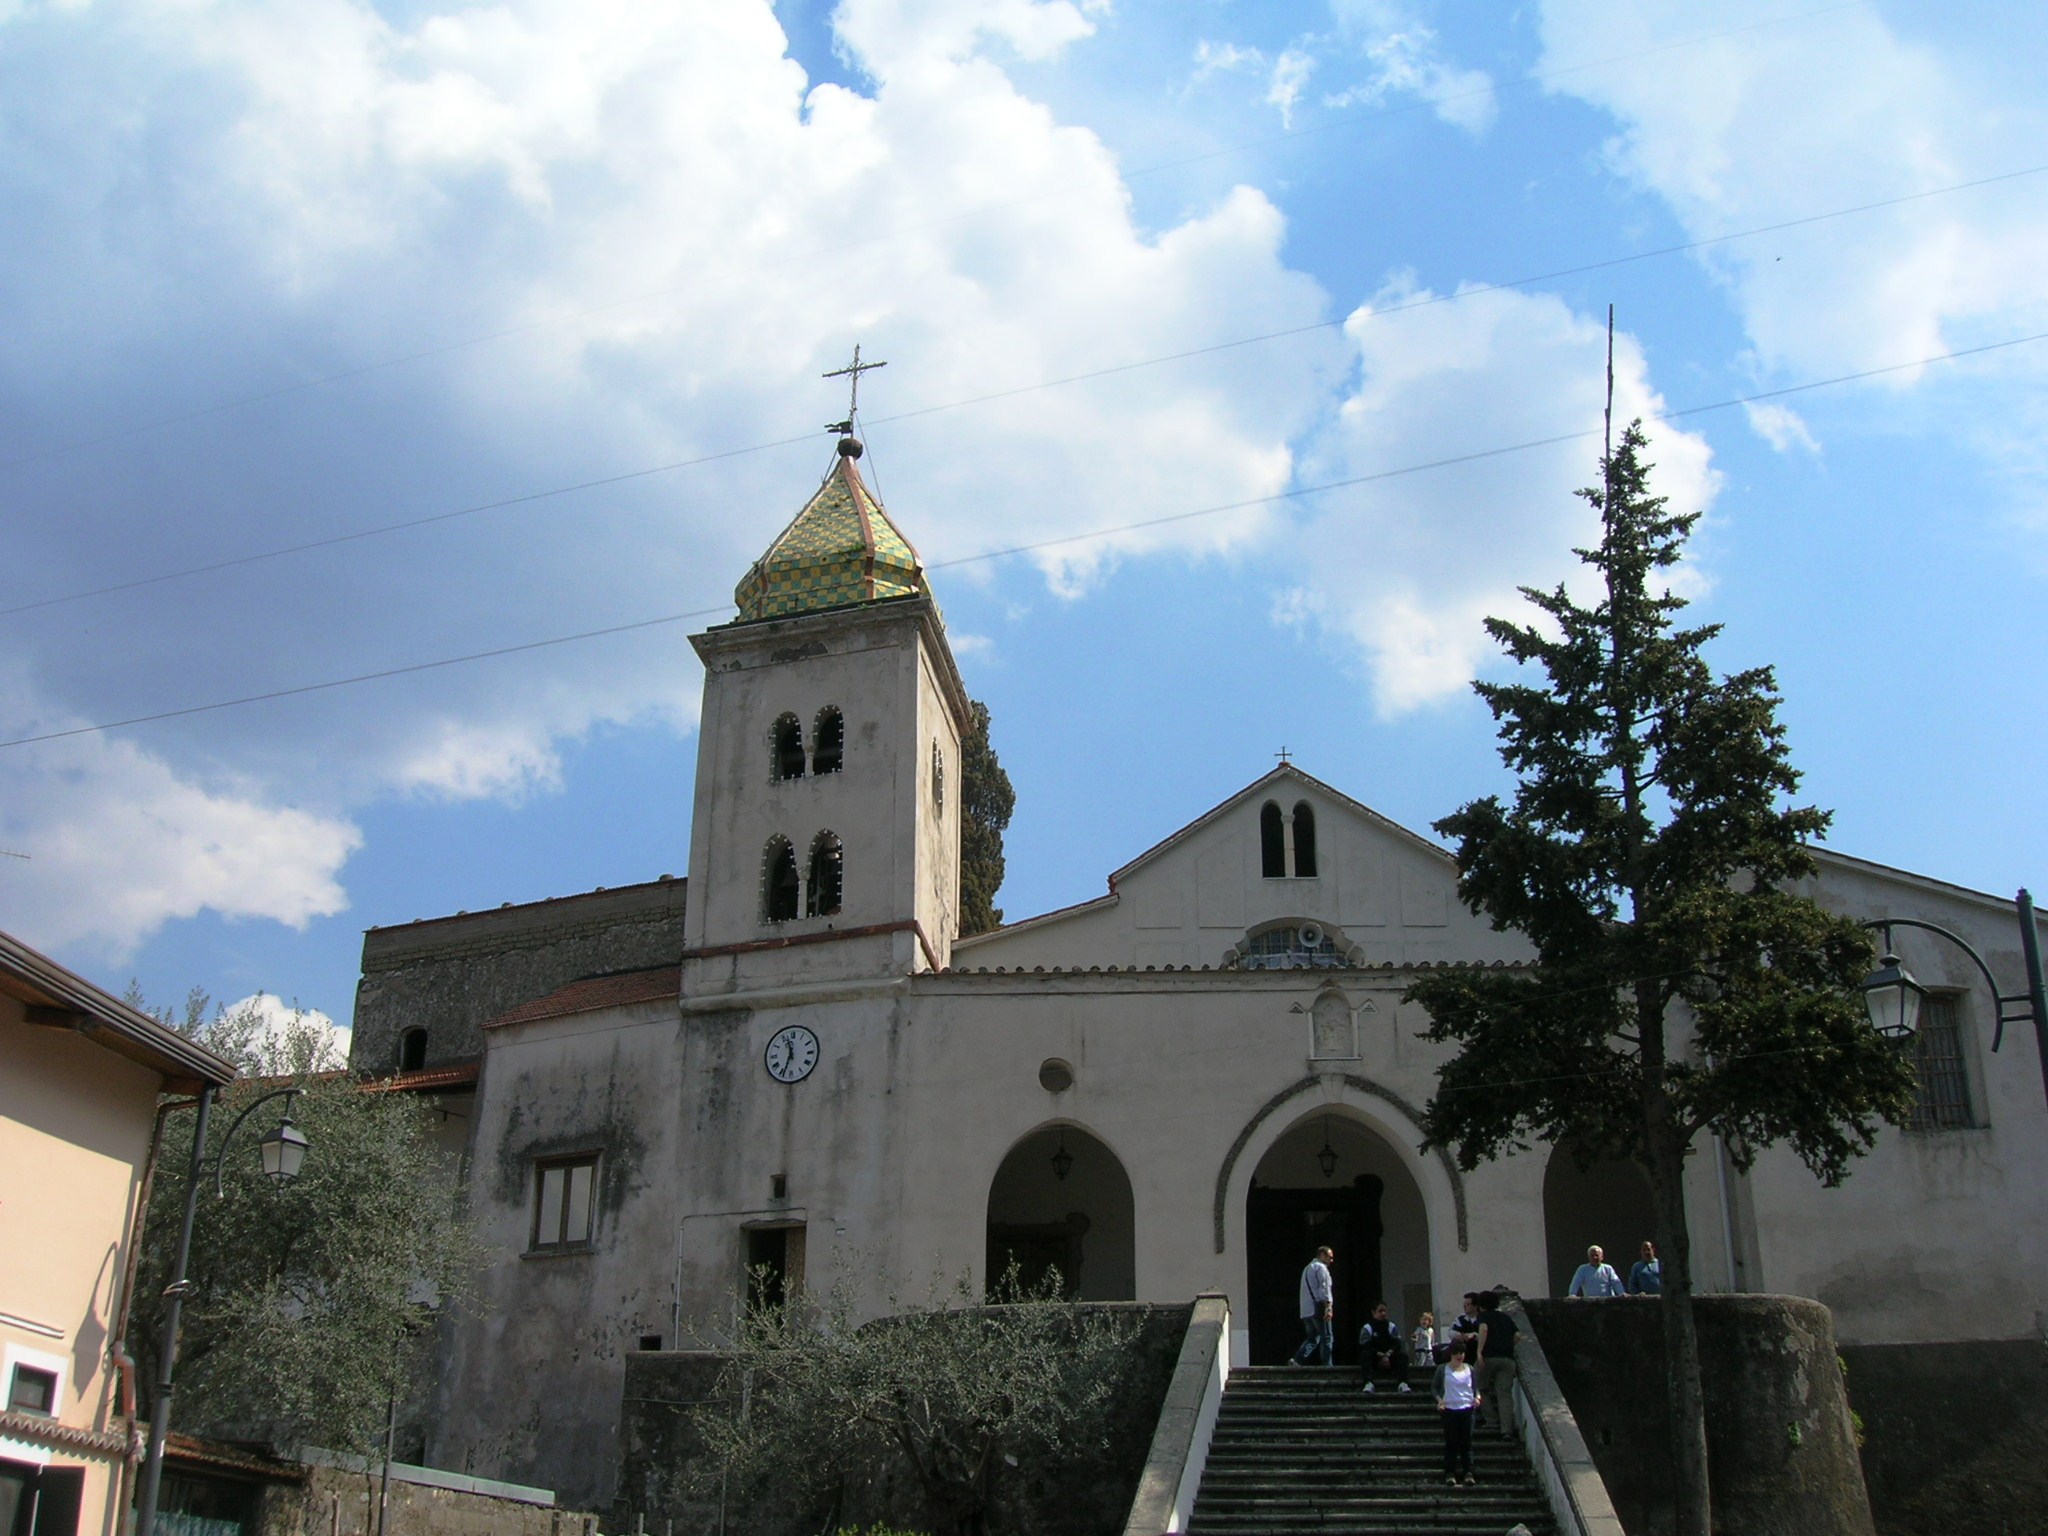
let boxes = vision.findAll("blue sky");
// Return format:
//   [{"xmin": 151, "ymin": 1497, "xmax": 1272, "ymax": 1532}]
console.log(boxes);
[{"xmin": 1, "ymin": 0, "xmax": 2043, "ymax": 1039}]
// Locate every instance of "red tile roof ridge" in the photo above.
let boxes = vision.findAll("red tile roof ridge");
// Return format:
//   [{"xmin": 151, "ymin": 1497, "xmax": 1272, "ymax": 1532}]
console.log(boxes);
[{"xmin": 483, "ymin": 964, "xmax": 682, "ymax": 1030}]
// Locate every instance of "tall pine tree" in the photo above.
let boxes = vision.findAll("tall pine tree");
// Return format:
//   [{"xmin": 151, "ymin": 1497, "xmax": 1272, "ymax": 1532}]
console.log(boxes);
[
  {"xmin": 959, "ymin": 698, "xmax": 1015, "ymax": 936},
  {"xmin": 1407, "ymin": 422, "xmax": 1914, "ymax": 1536}
]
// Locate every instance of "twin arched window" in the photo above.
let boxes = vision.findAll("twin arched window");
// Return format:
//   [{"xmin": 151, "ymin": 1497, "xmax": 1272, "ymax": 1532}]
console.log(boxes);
[
  {"xmin": 770, "ymin": 707, "xmax": 846, "ymax": 781},
  {"xmin": 1260, "ymin": 800, "xmax": 1318, "ymax": 878},
  {"xmin": 763, "ymin": 831, "xmax": 843, "ymax": 922}
]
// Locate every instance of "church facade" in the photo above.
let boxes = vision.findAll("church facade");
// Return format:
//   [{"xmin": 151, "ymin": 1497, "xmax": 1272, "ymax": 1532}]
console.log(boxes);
[{"xmin": 350, "ymin": 441, "xmax": 2048, "ymax": 1509}]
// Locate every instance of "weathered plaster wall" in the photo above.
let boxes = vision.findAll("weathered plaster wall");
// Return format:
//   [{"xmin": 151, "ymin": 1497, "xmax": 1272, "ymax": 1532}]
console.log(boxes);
[
  {"xmin": 1525, "ymin": 1295, "xmax": 1874, "ymax": 1536},
  {"xmin": 350, "ymin": 877, "xmax": 687, "ymax": 1073},
  {"xmin": 260, "ymin": 1465, "xmax": 599, "ymax": 1536},
  {"xmin": 1740, "ymin": 855, "xmax": 2048, "ymax": 1346}
]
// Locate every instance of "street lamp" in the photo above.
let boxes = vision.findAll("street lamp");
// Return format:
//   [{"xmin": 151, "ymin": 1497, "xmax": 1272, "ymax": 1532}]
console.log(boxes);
[
  {"xmin": 136, "ymin": 1086, "xmax": 313, "ymax": 1536},
  {"xmin": 1859, "ymin": 888, "xmax": 2048, "ymax": 1106}
]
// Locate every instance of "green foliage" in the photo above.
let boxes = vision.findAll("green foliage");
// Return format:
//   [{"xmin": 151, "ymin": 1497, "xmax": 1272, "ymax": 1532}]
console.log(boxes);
[
  {"xmin": 132, "ymin": 1002, "xmax": 475, "ymax": 1456},
  {"xmin": 1407, "ymin": 422, "xmax": 1915, "ymax": 1183},
  {"xmin": 687, "ymin": 1265, "xmax": 1137, "ymax": 1536},
  {"xmin": 959, "ymin": 698, "xmax": 1015, "ymax": 937}
]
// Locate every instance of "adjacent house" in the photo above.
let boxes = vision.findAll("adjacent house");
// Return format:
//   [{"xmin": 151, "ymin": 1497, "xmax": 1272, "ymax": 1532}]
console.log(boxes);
[{"xmin": 1, "ymin": 930, "xmax": 237, "ymax": 1536}]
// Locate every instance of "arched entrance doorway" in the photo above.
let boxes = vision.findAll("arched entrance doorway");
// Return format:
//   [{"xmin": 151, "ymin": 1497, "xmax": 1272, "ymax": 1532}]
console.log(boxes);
[
  {"xmin": 1244, "ymin": 1114, "xmax": 1432, "ymax": 1364},
  {"xmin": 1542, "ymin": 1143, "xmax": 1656, "ymax": 1296},
  {"xmin": 985, "ymin": 1124, "xmax": 1135, "ymax": 1301}
]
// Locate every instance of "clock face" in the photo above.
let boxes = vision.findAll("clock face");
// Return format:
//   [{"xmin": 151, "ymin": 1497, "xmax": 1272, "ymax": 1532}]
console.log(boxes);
[{"xmin": 764, "ymin": 1025, "xmax": 819, "ymax": 1084}]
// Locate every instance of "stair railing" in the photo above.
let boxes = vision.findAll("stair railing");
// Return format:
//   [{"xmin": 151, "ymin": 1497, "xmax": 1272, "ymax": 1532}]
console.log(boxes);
[
  {"xmin": 1119, "ymin": 1292, "xmax": 1231, "ymax": 1536},
  {"xmin": 1503, "ymin": 1297, "xmax": 1628, "ymax": 1536}
]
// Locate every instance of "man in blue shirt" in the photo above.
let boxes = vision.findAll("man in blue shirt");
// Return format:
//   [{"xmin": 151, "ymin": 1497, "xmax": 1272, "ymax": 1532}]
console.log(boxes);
[
  {"xmin": 1292, "ymin": 1246, "xmax": 1335, "ymax": 1365},
  {"xmin": 1568, "ymin": 1245, "xmax": 1626, "ymax": 1298},
  {"xmin": 1628, "ymin": 1240, "xmax": 1663, "ymax": 1295}
]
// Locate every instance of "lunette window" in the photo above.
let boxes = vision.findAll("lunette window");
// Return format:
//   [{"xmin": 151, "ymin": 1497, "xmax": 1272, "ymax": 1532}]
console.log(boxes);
[{"xmin": 532, "ymin": 1156, "xmax": 599, "ymax": 1251}]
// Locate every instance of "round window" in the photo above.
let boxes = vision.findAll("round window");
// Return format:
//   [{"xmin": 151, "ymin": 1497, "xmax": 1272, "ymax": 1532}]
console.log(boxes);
[{"xmin": 1038, "ymin": 1058, "xmax": 1075, "ymax": 1093}]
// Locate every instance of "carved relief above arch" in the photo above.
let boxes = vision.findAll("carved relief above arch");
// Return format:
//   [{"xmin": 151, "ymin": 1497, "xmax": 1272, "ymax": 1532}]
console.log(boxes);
[{"xmin": 1212, "ymin": 1073, "xmax": 1468, "ymax": 1254}]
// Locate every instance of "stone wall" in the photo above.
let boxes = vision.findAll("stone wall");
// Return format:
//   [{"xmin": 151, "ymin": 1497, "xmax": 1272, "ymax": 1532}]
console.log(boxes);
[
  {"xmin": 1522, "ymin": 1295, "xmax": 1873, "ymax": 1536},
  {"xmin": 350, "ymin": 877, "xmax": 687, "ymax": 1072},
  {"xmin": 260, "ymin": 1464, "xmax": 599, "ymax": 1536},
  {"xmin": 1840, "ymin": 1337, "xmax": 2048, "ymax": 1536},
  {"xmin": 613, "ymin": 1303, "xmax": 1192, "ymax": 1536}
]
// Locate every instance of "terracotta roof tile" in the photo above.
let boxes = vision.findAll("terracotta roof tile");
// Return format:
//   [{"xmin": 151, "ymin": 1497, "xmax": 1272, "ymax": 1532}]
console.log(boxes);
[
  {"xmin": 361, "ymin": 1061, "xmax": 481, "ymax": 1093},
  {"xmin": 484, "ymin": 966, "xmax": 680, "ymax": 1030}
]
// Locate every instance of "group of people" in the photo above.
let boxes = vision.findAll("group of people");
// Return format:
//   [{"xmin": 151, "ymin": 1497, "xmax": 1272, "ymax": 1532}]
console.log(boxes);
[
  {"xmin": 1567, "ymin": 1241, "xmax": 1662, "ymax": 1297},
  {"xmin": 1289, "ymin": 1247, "xmax": 1525, "ymax": 1485}
]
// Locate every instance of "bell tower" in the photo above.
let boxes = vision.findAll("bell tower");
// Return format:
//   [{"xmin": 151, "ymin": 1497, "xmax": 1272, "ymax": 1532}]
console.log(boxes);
[{"xmin": 680, "ymin": 434, "xmax": 970, "ymax": 998}]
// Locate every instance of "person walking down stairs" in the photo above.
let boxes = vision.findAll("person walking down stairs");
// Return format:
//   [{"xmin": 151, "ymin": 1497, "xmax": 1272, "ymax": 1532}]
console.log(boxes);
[{"xmin": 1434, "ymin": 1340, "xmax": 1481, "ymax": 1486}]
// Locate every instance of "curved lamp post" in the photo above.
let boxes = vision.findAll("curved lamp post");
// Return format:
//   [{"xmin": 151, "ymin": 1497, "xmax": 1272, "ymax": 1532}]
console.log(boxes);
[
  {"xmin": 1859, "ymin": 888, "xmax": 2048, "ymax": 1106},
  {"xmin": 135, "ymin": 1087, "xmax": 311, "ymax": 1536}
]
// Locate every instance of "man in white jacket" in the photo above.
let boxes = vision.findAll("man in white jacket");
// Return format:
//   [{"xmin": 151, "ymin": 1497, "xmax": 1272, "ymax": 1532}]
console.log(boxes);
[{"xmin": 1291, "ymin": 1246, "xmax": 1335, "ymax": 1365}]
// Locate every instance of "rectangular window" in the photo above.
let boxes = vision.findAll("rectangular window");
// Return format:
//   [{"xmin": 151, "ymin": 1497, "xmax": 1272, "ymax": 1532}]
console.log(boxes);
[
  {"xmin": 1909, "ymin": 993, "xmax": 1975, "ymax": 1131},
  {"xmin": 531, "ymin": 1156, "xmax": 598, "ymax": 1251},
  {"xmin": 7, "ymin": 1365, "xmax": 56, "ymax": 1415}
]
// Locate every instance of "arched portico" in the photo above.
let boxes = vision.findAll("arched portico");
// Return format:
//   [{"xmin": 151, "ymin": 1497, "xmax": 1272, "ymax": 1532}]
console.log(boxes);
[
  {"xmin": 1216, "ymin": 1077, "xmax": 1464, "ymax": 1366},
  {"xmin": 985, "ymin": 1122, "xmax": 1135, "ymax": 1301},
  {"xmin": 1542, "ymin": 1142, "xmax": 1656, "ymax": 1297}
]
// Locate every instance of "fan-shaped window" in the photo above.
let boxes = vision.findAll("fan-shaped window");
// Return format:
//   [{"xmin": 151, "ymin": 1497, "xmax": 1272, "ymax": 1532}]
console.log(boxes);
[
  {"xmin": 812, "ymin": 707, "xmax": 844, "ymax": 775},
  {"xmin": 1292, "ymin": 802, "xmax": 1318, "ymax": 877},
  {"xmin": 771, "ymin": 715, "xmax": 806, "ymax": 781},
  {"xmin": 1235, "ymin": 925, "xmax": 1343, "ymax": 970},
  {"xmin": 806, "ymin": 831, "xmax": 843, "ymax": 917},
  {"xmin": 398, "ymin": 1028, "xmax": 428, "ymax": 1074},
  {"xmin": 1260, "ymin": 802, "xmax": 1285, "ymax": 878},
  {"xmin": 764, "ymin": 837, "xmax": 800, "ymax": 921}
]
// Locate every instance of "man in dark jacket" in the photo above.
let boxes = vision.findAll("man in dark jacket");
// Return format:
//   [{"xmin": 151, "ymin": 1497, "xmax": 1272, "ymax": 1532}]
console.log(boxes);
[{"xmin": 1358, "ymin": 1301, "xmax": 1411, "ymax": 1392}]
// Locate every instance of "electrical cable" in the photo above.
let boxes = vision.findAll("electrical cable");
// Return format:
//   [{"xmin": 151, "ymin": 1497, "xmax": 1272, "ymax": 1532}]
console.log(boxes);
[
  {"xmin": 4, "ymin": 161, "xmax": 2039, "ymax": 624},
  {"xmin": 4, "ymin": 326, "xmax": 2042, "ymax": 753},
  {"xmin": 0, "ymin": 0, "xmax": 1878, "ymax": 475}
]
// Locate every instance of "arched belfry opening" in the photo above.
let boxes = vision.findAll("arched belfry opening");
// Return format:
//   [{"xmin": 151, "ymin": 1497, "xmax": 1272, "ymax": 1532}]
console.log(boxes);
[
  {"xmin": 985, "ymin": 1125, "xmax": 1135, "ymax": 1301},
  {"xmin": 1244, "ymin": 1112, "xmax": 1432, "ymax": 1364},
  {"xmin": 1543, "ymin": 1142, "xmax": 1656, "ymax": 1297}
]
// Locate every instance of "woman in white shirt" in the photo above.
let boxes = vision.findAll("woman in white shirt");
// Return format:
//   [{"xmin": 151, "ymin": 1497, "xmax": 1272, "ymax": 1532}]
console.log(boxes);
[{"xmin": 1434, "ymin": 1340, "xmax": 1482, "ymax": 1485}]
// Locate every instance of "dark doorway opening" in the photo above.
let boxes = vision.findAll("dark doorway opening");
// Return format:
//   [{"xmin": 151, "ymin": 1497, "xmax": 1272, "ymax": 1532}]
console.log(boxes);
[
  {"xmin": 1245, "ymin": 1176, "xmax": 1384, "ymax": 1365},
  {"xmin": 745, "ymin": 1225, "xmax": 805, "ymax": 1315}
]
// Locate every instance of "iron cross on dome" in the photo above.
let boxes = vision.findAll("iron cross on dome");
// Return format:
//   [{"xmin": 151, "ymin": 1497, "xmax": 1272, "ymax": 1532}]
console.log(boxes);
[{"xmin": 823, "ymin": 344, "xmax": 887, "ymax": 436}]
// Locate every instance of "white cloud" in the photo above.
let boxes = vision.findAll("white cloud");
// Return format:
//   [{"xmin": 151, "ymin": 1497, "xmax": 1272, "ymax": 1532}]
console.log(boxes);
[
  {"xmin": 0, "ymin": 676, "xmax": 361, "ymax": 959},
  {"xmin": 1266, "ymin": 48, "xmax": 1316, "ymax": 127},
  {"xmin": 1744, "ymin": 401, "xmax": 1819, "ymax": 455},
  {"xmin": 0, "ymin": 0, "xmax": 1336, "ymax": 949},
  {"xmin": 1322, "ymin": 4, "xmax": 1495, "ymax": 132},
  {"xmin": 1283, "ymin": 281, "xmax": 1719, "ymax": 713},
  {"xmin": 221, "ymin": 991, "xmax": 352, "ymax": 1072},
  {"xmin": 1535, "ymin": 0, "xmax": 2048, "ymax": 384},
  {"xmin": 1191, "ymin": 39, "xmax": 1263, "ymax": 84}
]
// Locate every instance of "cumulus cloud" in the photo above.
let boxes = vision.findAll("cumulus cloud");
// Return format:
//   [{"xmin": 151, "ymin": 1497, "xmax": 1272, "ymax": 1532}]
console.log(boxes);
[
  {"xmin": 1322, "ymin": 1, "xmax": 1496, "ymax": 132},
  {"xmin": 1281, "ymin": 282, "xmax": 1719, "ymax": 713},
  {"xmin": 1266, "ymin": 48, "xmax": 1316, "ymax": 126},
  {"xmin": 1536, "ymin": 0, "xmax": 2048, "ymax": 383},
  {"xmin": 0, "ymin": 0, "xmax": 1336, "ymax": 951},
  {"xmin": 0, "ymin": 675, "xmax": 361, "ymax": 959}
]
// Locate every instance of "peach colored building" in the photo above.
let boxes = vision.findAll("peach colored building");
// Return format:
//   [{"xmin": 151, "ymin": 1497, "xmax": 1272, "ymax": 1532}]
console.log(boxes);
[{"xmin": 1, "ymin": 930, "xmax": 235, "ymax": 1536}]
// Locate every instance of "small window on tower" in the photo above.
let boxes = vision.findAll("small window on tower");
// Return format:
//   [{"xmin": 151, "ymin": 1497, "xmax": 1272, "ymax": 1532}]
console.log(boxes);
[
  {"xmin": 1260, "ymin": 802, "xmax": 1286, "ymax": 878},
  {"xmin": 398, "ymin": 1028, "xmax": 428, "ymax": 1074},
  {"xmin": 812, "ymin": 707, "xmax": 844, "ymax": 775},
  {"xmin": 807, "ymin": 831, "xmax": 843, "ymax": 916},
  {"xmin": 771, "ymin": 715, "xmax": 806, "ymax": 781},
  {"xmin": 764, "ymin": 837, "xmax": 801, "ymax": 921}
]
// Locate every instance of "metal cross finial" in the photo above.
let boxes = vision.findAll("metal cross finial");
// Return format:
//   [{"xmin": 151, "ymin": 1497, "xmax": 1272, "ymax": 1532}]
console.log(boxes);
[
  {"xmin": 823, "ymin": 344, "xmax": 887, "ymax": 434},
  {"xmin": 1276, "ymin": 746, "xmax": 1292, "ymax": 764}
]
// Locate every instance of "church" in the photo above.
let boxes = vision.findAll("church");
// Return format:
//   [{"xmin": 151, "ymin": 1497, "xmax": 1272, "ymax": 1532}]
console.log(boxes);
[{"xmin": 346, "ymin": 434, "xmax": 2048, "ymax": 1511}]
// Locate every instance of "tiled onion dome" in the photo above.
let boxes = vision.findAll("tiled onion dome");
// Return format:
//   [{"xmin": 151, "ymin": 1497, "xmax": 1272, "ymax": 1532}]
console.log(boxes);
[{"xmin": 733, "ymin": 443, "xmax": 927, "ymax": 622}]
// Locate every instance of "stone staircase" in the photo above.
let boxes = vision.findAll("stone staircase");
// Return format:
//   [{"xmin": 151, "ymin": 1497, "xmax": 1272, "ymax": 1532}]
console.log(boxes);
[{"xmin": 1187, "ymin": 1365, "xmax": 1557, "ymax": 1536}]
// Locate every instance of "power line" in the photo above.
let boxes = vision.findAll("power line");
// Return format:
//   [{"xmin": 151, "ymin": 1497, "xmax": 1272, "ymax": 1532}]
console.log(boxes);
[
  {"xmin": 0, "ymin": 1, "xmax": 1875, "ymax": 475},
  {"xmin": 5, "ymin": 326, "xmax": 2042, "ymax": 754},
  {"xmin": 5, "ymin": 161, "xmax": 2039, "ymax": 624}
]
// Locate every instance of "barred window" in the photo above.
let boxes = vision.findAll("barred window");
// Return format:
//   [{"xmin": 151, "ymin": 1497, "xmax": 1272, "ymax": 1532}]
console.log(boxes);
[{"xmin": 1908, "ymin": 993, "xmax": 1974, "ymax": 1131}]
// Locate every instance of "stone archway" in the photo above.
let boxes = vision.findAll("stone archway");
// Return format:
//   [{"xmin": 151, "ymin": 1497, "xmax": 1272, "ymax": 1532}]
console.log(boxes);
[
  {"xmin": 1243, "ymin": 1113, "xmax": 1432, "ymax": 1364},
  {"xmin": 1542, "ymin": 1142, "xmax": 1657, "ymax": 1297},
  {"xmin": 985, "ymin": 1124, "xmax": 1135, "ymax": 1301}
]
